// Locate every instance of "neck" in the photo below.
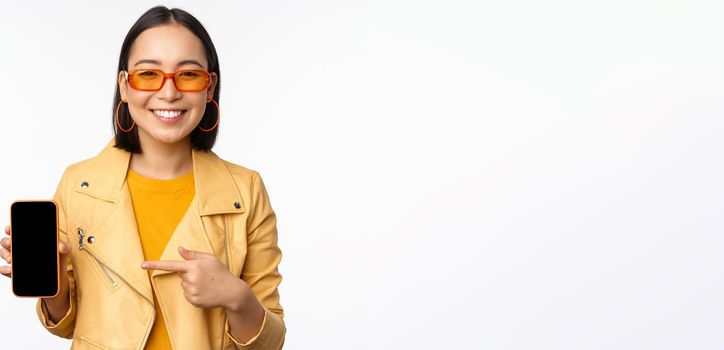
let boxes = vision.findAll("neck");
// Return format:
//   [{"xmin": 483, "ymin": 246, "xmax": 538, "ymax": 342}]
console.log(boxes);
[{"xmin": 130, "ymin": 132, "xmax": 193, "ymax": 180}]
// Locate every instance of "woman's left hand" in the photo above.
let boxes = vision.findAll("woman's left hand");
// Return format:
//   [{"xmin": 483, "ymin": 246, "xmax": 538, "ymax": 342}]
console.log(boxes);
[{"xmin": 142, "ymin": 246, "xmax": 251, "ymax": 310}]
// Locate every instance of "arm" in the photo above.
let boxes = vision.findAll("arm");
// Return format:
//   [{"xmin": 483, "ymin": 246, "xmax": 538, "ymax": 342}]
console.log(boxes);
[
  {"xmin": 225, "ymin": 171, "xmax": 286, "ymax": 349},
  {"xmin": 35, "ymin": 167, "xmax": 78, "ymax": 339}
]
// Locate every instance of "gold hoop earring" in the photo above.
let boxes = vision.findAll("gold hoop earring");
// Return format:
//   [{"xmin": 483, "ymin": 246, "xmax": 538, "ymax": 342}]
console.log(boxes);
[
  {"xmin": 115, "ymin": 100, "xmax": 135, "ymax": 132},
  {"xmin": 199, "ymin": 99, "xmax": 220, "ymax": 132}
]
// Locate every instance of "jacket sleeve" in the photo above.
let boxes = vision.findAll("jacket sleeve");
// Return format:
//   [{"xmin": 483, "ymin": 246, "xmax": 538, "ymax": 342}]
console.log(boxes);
[
  {"xmin": 35, "ymin": 167, "xmax": 78, "ymax": 339},
  {"xmin": 225, "ymin": 171, "xmax": 286, "ymax": 349}
]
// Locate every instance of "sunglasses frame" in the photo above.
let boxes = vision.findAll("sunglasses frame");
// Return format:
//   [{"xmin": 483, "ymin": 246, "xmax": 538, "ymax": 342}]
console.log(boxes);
[{"xmin": 124, "ymin": 68, "xmax": 212, "ymax": 92}]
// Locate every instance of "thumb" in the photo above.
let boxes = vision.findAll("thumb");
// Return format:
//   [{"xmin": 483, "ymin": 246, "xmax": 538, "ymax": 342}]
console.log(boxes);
[
  {"xmin": 59, "ymin": 241, "xmax": 71, "ymax": 256},
  {"xmin": 58, "ymin": 241, "xmax": 71, "ymax": 266},
  {"xmin": 57, "ymin": 241, "xmax": 71, "ymax": 292},
  {"xmin": 58, "ymin": 242, "xmax": 70, "ymax": 255},
  {"xmin": 178, "ymin": 246, "xmax": 199, "ymax": 260}
]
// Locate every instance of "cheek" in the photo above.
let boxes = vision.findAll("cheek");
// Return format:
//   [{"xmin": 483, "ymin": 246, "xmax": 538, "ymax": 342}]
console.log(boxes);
[
  {"xmin": 191, "ymin": 95, "xmax": 208, "ymax": 108},
  {"xmin": 126, "ymin": 94, "xmax": 153, "ymax": 113},
  {"xmin": 188, "ymin": 98, "xmax": 210, "ymax": 120}
]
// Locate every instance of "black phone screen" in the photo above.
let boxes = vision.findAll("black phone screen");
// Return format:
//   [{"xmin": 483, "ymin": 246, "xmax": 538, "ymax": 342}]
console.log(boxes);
[{"xmin": 10, "ymin": 201, "xmax": 59, "ymax": 297}]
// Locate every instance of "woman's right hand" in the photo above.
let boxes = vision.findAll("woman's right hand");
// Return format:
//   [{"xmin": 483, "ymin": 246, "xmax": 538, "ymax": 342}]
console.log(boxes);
[
  {"xmin": 0, "ymin": 225, "xmax": 17, "ymax": 278},
  {"xmin": 1, "ymin": 225, "xmax": 72, "ymax": 322}
]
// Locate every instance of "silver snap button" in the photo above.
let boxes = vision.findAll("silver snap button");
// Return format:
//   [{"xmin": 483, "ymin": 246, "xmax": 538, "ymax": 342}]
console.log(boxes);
[
  {"xmin": 234, "ymin": 201, "xmax": 241, "ymax": 209},
  {"xmin": 87, "ymin": 236, "xmax": 95, "ymax": 244},
  {"xmin": 80, "ymin": 181, "xmax": 89, "ymax": 189}
]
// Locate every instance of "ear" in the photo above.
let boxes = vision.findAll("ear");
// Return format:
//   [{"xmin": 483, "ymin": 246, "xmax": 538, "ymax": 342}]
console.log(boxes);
[
  {"xmin": 118, "ymin": 70, "xmax": 128, "ymax": 101},
  {"xmin": 206, "ymin": 72, "xmax": 218, "ymax": 102}
]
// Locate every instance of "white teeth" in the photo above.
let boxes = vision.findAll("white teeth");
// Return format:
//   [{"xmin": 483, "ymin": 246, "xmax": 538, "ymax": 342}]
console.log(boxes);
[{"xmin": 153, "ymin": 110, "xmax": 184, "ymax": 119}]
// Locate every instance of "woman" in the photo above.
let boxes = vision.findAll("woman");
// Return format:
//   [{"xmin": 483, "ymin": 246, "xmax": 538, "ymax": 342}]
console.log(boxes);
[{"xmin": 0, "ymin": 6, "xmax": 285, "ymax": 349}]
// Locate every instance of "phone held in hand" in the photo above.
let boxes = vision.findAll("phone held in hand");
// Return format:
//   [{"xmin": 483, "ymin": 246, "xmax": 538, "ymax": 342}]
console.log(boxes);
[{"xmin": 10, "ymin": 200, "xmax": 60, "ymax": 298}]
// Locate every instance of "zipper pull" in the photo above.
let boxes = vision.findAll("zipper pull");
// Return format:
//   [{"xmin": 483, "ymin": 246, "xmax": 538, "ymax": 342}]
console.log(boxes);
[{"xmin": 77, "ymin": 228, "xmax": 85, "ymax": 250}]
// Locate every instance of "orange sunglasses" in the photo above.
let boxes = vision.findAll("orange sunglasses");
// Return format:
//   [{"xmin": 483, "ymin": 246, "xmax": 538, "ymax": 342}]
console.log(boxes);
[{"xmin": 125, "ymin": 69, "xmax": 211, "ymax": 92}]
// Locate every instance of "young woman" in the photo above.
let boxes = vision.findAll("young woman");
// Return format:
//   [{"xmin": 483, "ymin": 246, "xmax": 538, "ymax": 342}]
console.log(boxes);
[{"xmin": 0, "ymin": 6, "xmax": 285, "ymax": 349}]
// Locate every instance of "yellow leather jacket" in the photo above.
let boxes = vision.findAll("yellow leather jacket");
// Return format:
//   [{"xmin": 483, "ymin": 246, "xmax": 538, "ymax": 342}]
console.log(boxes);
[{"xmin": 35, "ymin": 139, "xmax": 286, "ymax": 349}]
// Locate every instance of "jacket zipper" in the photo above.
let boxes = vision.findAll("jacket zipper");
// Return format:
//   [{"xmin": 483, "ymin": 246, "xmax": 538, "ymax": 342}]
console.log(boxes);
[
  {"xmin": 77, "ymin": 228, "xmax": 85, "ymax": 250},
  {"xmin": 77, "ymin": 228, "xmax": 116, "ymax": 287},
  {"xmin": 93, "ymin": 255, "xmax": 117, "ymax": 287}
]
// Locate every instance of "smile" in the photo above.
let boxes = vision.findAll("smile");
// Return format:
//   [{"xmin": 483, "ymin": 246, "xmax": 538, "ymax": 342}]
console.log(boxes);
[{"xmin": 151, "ymin": 109, "xmax": 187, "ymax": 119}]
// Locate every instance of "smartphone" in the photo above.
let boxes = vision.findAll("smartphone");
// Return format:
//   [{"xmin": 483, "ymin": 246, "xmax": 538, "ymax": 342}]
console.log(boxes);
[{"xmin": 10, "ymin": 200, "xmax": 60, "ymax": 298}]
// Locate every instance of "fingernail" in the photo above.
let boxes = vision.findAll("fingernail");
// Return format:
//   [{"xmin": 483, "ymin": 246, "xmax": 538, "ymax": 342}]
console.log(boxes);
[{"xmin": 141, "ymin": 263, "xmax": 147, "ymax": 269}]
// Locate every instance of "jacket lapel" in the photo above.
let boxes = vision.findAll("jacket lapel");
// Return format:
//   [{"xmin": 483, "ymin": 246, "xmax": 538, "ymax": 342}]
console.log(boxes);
[
  {"xmin": 150, "ymin": 140, "xmax": 246, "ymax": 278},
  {"xmin": 74, "ymin": 138, "xmax": 246, "ymax": 299}
]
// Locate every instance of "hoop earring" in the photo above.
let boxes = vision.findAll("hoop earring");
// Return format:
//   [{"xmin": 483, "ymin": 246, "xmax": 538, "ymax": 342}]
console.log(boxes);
[
  {"xmin": 115, "ymin": 100, "xmax": 135, "ymax": 132},
  {"xmin": 199, "ymin": 98, "xmax": 220, "ymax": 132}
]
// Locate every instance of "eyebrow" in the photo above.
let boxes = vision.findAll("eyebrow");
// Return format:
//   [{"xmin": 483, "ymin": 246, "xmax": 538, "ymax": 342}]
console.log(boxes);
[{"xmin": 132, "ymin": 59, "xmax": 205, "ymax": 69}]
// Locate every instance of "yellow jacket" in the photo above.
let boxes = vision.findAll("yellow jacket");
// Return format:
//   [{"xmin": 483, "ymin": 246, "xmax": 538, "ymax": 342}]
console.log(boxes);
[{"xmin": 35, "ymin": 138, "xmax": 286, "ymax": 349}]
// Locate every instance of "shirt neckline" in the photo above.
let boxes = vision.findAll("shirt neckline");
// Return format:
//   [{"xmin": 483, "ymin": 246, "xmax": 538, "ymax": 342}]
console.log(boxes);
[{"xmin": 126, "ymin": 168, "xmax": 195, "ymax": 191}]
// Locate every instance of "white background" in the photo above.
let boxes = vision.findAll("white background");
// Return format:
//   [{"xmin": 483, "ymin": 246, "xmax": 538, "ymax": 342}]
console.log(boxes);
[{"xmin": 1, "ymin": 1, "xmax": 723, "ymax": 349}]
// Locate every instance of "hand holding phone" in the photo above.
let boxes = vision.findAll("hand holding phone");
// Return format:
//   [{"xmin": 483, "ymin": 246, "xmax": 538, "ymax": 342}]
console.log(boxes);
[
  {"xmin": 1, "ymin": 201, "xmax": 71, "ymax": 300},
  {"xmin": 0, "ymin": 226, "xmax": 71, "ymax": 282}
]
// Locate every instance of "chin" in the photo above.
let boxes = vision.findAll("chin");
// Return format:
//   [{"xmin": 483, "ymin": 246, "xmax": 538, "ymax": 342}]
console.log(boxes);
[{"xmin": 148, "ymin": 131, "xmax": 192, "ymax": 145}]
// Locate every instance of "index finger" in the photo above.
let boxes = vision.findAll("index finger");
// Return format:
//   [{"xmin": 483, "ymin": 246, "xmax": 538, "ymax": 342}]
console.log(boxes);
[{"xmin": 141, "ymin": 260, "xmax": 188, "ymax": 272}]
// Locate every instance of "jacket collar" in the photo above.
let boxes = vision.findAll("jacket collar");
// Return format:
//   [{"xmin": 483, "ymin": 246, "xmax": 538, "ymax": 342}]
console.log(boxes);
[{"xmin": 78, "ymin": 138, "xmax": 245, "ymax": 216}]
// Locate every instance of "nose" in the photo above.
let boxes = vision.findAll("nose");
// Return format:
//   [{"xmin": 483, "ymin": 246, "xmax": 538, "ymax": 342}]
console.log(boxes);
[{"xmin": 157, "ymin": 75, "xmax": 182, "ymax": 100}]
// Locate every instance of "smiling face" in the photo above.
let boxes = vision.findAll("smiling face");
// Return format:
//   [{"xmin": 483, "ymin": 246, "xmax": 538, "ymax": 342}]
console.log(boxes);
[{"xmin": 118, "ymin": 23, "xmax": 217, "ymax": 148}]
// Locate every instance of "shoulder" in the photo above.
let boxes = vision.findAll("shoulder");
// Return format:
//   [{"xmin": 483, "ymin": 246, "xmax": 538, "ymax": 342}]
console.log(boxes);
[
  {"xmin": 57, "ymin": 139, "xmax": 123, "ymax": 181},
  {"xmin": 66, "ymin": 156, "xmax": 97, "ymax": 174},
  {"xmin": 217, "ymin": 156, "xmax": 263, "ymax": 187},
  {"xmin": 213, "ymin": 155, "xmax": 274, "ymax": 203},
  {"xmin": 57, "ymin": 155, "xmax": 100, "ymax": 185}
]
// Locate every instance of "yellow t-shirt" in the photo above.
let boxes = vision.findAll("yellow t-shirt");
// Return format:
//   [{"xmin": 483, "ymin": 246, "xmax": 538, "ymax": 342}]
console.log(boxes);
[{"xmin": 127, "ymin": 168, "xmax": 195, "ymax": 350}]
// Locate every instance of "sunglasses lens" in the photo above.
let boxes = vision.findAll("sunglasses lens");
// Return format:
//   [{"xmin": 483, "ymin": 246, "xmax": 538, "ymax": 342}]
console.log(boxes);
[
  {"xmin": 175, "ymin": 71, "xmax": 208, "ymax": 91},
  {"xmin": 128, "ymin": 70, "xmax": 209, "ymax": 91},
  {"xmin": 129, "ymin": 70, "xmax": 164, "ymax": 90}
]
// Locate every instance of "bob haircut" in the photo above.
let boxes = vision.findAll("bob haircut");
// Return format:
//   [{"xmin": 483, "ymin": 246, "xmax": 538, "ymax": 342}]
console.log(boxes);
[{"xmin": 113, "ymin": 6, "xmax": 220, "ymax": 153}]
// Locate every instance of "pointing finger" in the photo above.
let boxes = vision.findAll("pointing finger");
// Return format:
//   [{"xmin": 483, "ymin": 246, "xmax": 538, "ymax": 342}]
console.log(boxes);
[{"xmin": 141, "ymin": 260, "xmax": 188, "ymax": 272}]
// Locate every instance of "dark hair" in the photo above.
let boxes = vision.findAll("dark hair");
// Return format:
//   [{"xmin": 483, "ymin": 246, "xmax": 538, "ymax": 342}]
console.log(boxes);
[{"xmin": 113, "ymin": 6, "xmax": 220, "ymax": 153}]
